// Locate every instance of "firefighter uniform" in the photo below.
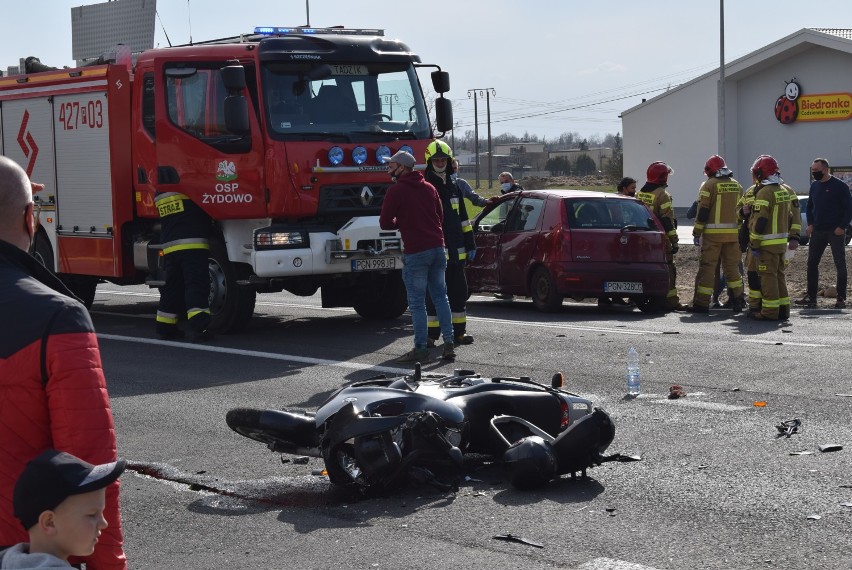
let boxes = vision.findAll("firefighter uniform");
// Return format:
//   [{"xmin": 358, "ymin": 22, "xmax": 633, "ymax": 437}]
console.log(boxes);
[
  {"xmin": 637, "ymin": 184, "xmax": 681, "ymax": 309},
  {"xmin": 739, "ymin": 185, "xmax": 762, "ymax": 314},
  {"xmin": 692, "ymin": 175, "xmax": 744, "ymax": 310},
  {"xmin": 750, "ymin": 184, "xmax": 793, "ymax": 320},
  {"xmin": 741, "ymin": 183, "xmax": 799, "ymax": 317},
  {"xmin": 425, "ymin": 170, "xmax": 476, "ymax": 343},
  {"xmin": 155, "ymin": 191, "xmax": 212, "ymax": 339}
]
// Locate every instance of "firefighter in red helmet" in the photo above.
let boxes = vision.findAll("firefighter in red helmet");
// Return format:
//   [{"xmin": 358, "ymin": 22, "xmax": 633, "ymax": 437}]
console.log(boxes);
[
  {"xmin": 748, "ymin": 155, "xmax": 799, "ymax": 320},
  {"xmin": 637, "ymin": 161, "xmax": 683, "ymax": 310},
  {"xmin": 687, "ymin": 155, "xmax": 744, "ymax": 313}
]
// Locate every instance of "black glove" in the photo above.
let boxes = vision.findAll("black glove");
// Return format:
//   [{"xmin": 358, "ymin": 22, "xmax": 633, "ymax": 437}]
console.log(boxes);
[{"xmin": 671, "ymin": 243, "xmax": 679, "ymax": 255}]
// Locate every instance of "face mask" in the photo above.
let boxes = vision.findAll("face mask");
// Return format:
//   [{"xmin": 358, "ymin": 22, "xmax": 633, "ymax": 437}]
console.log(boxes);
[
  {"xmin": 501, "ymin": 182, "xmax": 512, "ymax": 192},
  {"xmin": 812, "ymin": 170, "xmax": 826, "ymax": 180},
  {"xmin": 432, "ymin": 162, "xmax": 447, "ymax": 174}
]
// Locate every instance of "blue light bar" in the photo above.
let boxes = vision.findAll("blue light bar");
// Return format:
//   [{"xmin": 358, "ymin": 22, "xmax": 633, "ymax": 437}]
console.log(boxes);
[{"xmin": 254, "ymin": 26, "xmax": 384, "ymax": 36}]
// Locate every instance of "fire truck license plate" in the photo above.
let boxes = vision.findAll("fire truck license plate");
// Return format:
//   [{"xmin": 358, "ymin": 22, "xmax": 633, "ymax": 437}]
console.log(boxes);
[
  {"xmin": 352, "ymin": 258, "xmax": 396, "ymax": 271},
  {"xmin": 604, "ymin": 281, "xmax": 643, "ymax": 293}
]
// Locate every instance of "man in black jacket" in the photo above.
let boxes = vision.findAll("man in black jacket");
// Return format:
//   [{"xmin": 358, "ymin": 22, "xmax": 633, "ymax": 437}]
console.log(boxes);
[{"xmin": 795, "ymin": 158, "xmax": 852, "ymax": 309}]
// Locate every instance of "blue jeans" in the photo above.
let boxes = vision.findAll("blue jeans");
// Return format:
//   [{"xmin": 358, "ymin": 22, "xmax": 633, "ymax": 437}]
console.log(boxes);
[{"xmin": 402, "ymin": 247, "xmax": 454, "ymax": 348}]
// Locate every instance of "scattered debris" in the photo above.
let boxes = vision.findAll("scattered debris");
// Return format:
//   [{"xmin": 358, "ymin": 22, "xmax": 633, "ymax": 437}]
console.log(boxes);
[
  {"xmin": 841, "ymin": 502, "xmax": 852, "ymax": 508},
  {"xmin": 492, "ymin": 534, "xmax": 544, "ymax": 548},
  {"xmin": 605, "ymin": 507, "xmax": 616, "ymax": 517},
  {"xmin": 835, "ymin": 394, "xmax": 852, "ymax": 398},
  {"xmin": 464, "ymin": 475, "xmax": 484, "ymax": 483},
  {"xmin": 662, "ymin": 331, "xmax": 680, "ymax": 335},
  {"xmin": 819, "ymin": 444, "xmax": 843, "ymax": 453},
  {"xmin": 807, "ymin": 514, "xmax": 822, "ymax": 521},
  {"xmin": 789, "ymin": 451, "xmax": 814, "ymax": 456},
  {"xmin": 668, "ymin": 385, "xmax": 687, "ymax": 399},
  {"xmin": 292, "ymin": 456, "xmax": 310, "ymax": 464},
  {"xmin": 775, "ymin": 419, "xmax": 801, "ymax": 438},
  {"xmin": 311, "ymin": 469, "xmax": 327, "ymax": 476},
  {"xmin": 697, "ymin": 465, "xmax": 709, "ymax": 470},
  {"xmin": 754, "ymin": 401, "xmax": 767, "ymax": 407}
]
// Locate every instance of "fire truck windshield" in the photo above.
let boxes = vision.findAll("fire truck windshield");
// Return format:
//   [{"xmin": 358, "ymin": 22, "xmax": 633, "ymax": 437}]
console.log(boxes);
[{"xmin": 261, "ymin": 62, "xmax": 431, "ymax": 141}]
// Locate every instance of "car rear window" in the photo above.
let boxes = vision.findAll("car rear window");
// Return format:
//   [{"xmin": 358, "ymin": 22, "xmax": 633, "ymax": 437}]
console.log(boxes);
[{"xmin": 568, "ymin": 198, "xmax": 654, "ymax": 230}]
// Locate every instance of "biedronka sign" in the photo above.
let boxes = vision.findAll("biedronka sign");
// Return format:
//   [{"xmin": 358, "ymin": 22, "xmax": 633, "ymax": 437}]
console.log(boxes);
[{"xmin": 774, "ymin": 79, "xmax": 852, "ymax": 124}]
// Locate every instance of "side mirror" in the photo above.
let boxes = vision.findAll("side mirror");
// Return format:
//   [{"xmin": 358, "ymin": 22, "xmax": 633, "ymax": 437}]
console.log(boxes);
[
  {"xmin": 434, "ymin": 97, "xmax": 453, "ymax": 133},
  {"xmin": 431, "ymin": 70, "xmax": 450, "ymax": 94},
  {"xmin": 220, "ymin": 65, "xmax": 246, "ymax": 92},
  {"xmin": 224, "ymin": 96, "xmax": 250, "ymax": 135}
]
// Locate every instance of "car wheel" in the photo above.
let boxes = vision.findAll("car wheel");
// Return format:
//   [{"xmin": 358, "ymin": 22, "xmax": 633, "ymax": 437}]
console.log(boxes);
[
  {"xmin": 530, "ymin": 267, "xmax": 563, "ymax": 312},
  {"xmin": 635, "ymin": 295, "xmax": 666, "ymax": 313}
]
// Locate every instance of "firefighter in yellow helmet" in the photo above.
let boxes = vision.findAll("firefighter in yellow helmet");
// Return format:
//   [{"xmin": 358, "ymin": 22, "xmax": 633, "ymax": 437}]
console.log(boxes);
[
  {"xmin": 423, "ymin": 140, "xmax": 478, "ymax": 346},
  {"xmin": 748, "ymin": 155, "xmax": 799, "ymax": 320},
  {"xmin": 637, "ymin": 162, "xmax": 683, "ymax": 311},
  {"xmin": 687, "ymin": 155, "xmax": 744, "ymax": 313}
]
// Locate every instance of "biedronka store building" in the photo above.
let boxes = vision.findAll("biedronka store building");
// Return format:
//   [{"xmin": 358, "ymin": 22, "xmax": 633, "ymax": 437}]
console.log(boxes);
[{"xmin": 622, "ymin": 28, "xmax": 852, "ymax": 208}]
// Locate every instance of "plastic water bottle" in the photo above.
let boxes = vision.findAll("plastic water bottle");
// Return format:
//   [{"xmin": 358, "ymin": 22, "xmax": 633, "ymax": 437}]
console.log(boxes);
[{"xmin": 626, "ymin": 346, "xmax": 641, "ymax": 396}]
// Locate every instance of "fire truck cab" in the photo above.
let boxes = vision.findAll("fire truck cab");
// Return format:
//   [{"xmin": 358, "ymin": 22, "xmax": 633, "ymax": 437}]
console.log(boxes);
[{"xmin": 0, "ymin": 26, "xmax": 453, "ymax": 332}]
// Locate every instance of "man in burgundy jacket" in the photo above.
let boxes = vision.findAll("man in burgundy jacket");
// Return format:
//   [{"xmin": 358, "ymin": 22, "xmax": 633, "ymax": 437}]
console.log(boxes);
[
  {"xmin": 0, "ymin": 156, "xmax": 127, "ymax": 569},
  {"xmin": 379, "ymin": 150, "xmax": 455, "ymax": 362}
]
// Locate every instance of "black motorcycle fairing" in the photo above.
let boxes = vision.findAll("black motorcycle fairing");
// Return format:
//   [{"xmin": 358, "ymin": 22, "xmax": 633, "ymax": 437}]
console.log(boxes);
[
  {"xmin": 453, "ymin": 391, "xmax": 563, "ymax": 454},
  {"xmin": 314, "ymin": 386, "xmax": 466, "ymax": 426}
]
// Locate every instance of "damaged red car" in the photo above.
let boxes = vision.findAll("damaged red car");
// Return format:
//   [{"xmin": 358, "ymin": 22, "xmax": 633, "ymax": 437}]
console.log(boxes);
[{"xmin": 465, "ymin": 189, "xmax": 670, "ymax": 313}]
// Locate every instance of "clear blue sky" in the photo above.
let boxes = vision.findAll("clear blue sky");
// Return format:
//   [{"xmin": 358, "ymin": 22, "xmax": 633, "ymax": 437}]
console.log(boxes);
[{"xmin": 2, "ymin": 0, "xmax": 850, "ymax": 140}]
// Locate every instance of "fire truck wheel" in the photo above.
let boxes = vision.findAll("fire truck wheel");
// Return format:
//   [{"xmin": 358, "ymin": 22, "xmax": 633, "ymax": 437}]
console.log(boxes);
[
  {"xmin": 352, "ymin": 272, "xmax": 408, "ymax": 320},
  {"xmin": 208, "ymin": 238, "xmax": 256, "ymax": 333}
]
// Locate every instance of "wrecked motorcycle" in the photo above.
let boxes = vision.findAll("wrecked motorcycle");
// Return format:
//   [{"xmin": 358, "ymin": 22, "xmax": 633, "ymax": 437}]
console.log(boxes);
[{"xmin": 226, "ymin": 365, "xmax": 619, "ymax": 492}]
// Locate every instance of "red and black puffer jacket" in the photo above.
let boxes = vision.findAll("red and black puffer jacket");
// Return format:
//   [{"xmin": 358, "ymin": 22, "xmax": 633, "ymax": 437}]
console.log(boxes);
[{"xmin": 0, "ymin": 239, "xmax": 126, "ymax": 569}]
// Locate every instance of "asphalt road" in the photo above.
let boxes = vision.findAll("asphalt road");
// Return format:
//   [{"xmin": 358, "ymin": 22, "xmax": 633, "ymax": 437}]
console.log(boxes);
[{"xmin": 90, "ymin": 285, "xmax": 852, "ymax": 569}]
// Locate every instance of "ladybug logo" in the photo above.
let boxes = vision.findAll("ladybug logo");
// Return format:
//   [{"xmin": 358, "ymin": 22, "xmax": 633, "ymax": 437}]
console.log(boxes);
[{"xmin": 774, "ymin": 79, "xmax": 801, "ymax": 124}]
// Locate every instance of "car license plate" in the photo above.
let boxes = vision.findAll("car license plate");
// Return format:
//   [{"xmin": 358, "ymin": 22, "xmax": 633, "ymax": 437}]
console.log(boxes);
[
  {"xmin": 604, "ymin": 281, "xmax": 643, "ymax": 293},
  {"xmin": 352, "ymin": 257, "xmax": 396, "ymax": 271}
]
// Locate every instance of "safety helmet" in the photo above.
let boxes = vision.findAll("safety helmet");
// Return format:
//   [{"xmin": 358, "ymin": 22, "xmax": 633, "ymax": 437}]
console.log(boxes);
[
  {"xmin": 704, "ymin": 155, "xmax": 726, "ymax": 176},
  {"xmin": 646, "ymin": 161, "xmax": 672, "ymax": 185},
  {"xmin": 425, "ymin": 140, "xmax": 453, "ymax": 163},
  {"xmin": 501, "ymin": 435, "xmax": 557, "ymax": 489},
  {"xmin": 751, "ymin": 155, "xmax": 779, "ymax": 181}
]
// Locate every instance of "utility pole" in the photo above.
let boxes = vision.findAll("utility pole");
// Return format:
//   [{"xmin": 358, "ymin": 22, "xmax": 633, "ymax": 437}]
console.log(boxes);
[
  {"xmin": 467, "ymin": 88, "xmax": 495, "ymax": 189},
  {"xmin": 719, "ymin": 0, "xmax": 726, "ymax": 158}
]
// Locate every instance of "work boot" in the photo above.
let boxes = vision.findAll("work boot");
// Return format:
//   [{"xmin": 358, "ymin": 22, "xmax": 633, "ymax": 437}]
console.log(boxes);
[
  {"xmin": 709, "ymin": 296, "xmax": 722, "ymax": 309},
  {"xmin": 778, "ymin": 306, "xmax": 790, "ymax": 321},
  {"xmin": 685, "ymin": 304, "xmax": 709, "ymax": 314},
  {"xmin": 731, "ymin": 296, "xmax": 745, "ymax": 315},
  {"xmin": 440, "ymin": 342, "xmax": 456, "ymax": 361},
  {"xmin": 156, "ymin": 326, "xmax": 185, "ymax": 341},
  {"xmin": 835, "ymin": 298, "xmax": 846, "ymax": 309},
  {"xmin": 454, "ymin": 334, "xmax": 474, "ymax": 345},
  {"xmin": 396, "ymin": 347, "xmax": 431, "ymax": 363},
  {"xmin": 794, "ymin": 296, "xmax": 816, "ymax": 308},
  {"xmin": 426, "ymin": 338, "xmax": 437, "ymax": 348}
]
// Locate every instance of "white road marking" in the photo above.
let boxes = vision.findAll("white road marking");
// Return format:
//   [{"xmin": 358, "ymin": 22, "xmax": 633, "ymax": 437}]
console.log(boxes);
[
  {"xmin": 741, "ymin": 338, "xmax": 827, "ymax": 347},
  {"xmin": 97, "ymin": 333, "xmax": 413, "ymax": 375},
  {"xmin": 649, "ymin": 398, "xmax": 749, "ymax": 412},
  {"xmin": 575, "ymin": 558, "xmax": 663, "ymax": 570},
  {"xmin": 95, "ymin": 290, "xmax": 661, "ymax": 336}
]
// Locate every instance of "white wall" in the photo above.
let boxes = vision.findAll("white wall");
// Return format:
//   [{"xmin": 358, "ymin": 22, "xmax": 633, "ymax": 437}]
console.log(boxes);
[
  {"xmin": 623, "ymin": 76, "xmax": 719, "ymax": 207},
  {"xmin": 734, "ymin": 46, "xmax": 852, "ymax": 194},
  {"xmin": 624, "ymin": 35, "xmax": 852, "ymax": 206}
]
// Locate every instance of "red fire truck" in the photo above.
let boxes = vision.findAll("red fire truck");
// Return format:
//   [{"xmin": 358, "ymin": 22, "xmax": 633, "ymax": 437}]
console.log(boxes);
[{"xmin": 0, "ymin": 26, "xmax": 452, "ymax": 332}]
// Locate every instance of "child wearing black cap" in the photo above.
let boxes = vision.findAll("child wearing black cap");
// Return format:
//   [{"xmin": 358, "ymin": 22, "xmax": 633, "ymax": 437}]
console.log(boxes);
[{"xmin": 0, "ymin": 449, "xmax": 126, "ymax": 568}]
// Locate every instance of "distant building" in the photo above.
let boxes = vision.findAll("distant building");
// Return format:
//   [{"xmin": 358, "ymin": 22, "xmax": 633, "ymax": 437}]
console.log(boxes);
[
  {"xmin": 548, "ymin": 147, "xmax": 613, "ymax": 172},
  {"xmin": 622, "ymin": 28, "xmax": 852, "ymax": 206}
]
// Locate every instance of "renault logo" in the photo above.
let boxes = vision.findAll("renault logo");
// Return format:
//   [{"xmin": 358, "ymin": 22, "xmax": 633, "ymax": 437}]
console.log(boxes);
[{"xmin": 360, "ymin": 186, "xmax": 374, "ymax": 207}]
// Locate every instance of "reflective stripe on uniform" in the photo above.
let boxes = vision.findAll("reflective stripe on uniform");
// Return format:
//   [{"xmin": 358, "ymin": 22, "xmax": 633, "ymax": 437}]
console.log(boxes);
[
  {"xmin": 156, "ymin": 311, "xmax": 179, "ymax": 324},
  {"xmin": 162, "ymin": 238, "xmax": 210, "ymax": 255}
]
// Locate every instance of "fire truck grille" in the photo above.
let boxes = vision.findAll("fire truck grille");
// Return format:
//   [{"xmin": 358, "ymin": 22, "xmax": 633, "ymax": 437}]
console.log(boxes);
[{"xmin": 318, "ymin": 184, "xmax": 390, "ymax": 217}]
